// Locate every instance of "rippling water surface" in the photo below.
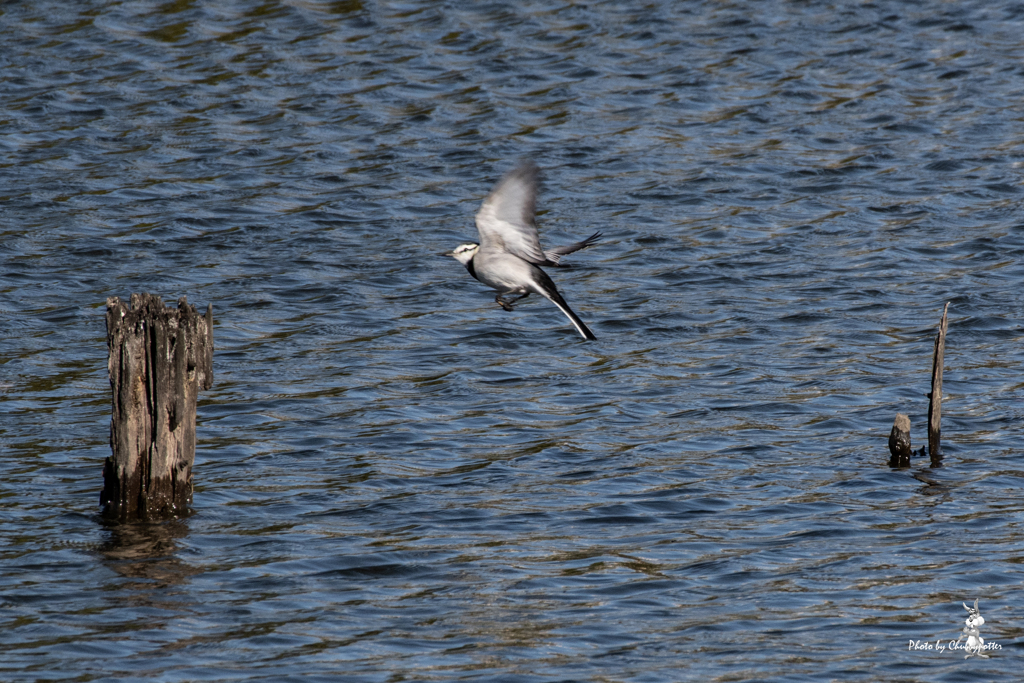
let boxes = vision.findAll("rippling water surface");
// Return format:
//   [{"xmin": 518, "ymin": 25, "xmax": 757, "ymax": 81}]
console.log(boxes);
[{"xmin": 3, "ymin": 0, "xmax": 1024, "ymax": 680}]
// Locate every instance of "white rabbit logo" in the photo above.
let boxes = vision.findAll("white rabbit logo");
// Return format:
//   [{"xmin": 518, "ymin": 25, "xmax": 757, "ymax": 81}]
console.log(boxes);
[{"xmin": 956, "ymin": 599, "xmax": 989, "ymax": 659}]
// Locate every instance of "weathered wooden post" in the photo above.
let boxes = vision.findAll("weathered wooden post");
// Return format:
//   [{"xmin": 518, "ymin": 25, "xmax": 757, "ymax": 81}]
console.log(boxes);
[
  {"xmin": 102, "ymin": 294, "xmax": 213, "ymax": 521},
  {"xmin": 927, "ymin": 302, "xmax": 949, "ymax": 462},
  {"xmin": 888, "ymin": 413, "xmax": 912, "ymax": 467},
  {"xmin": 886, "ymin": 302, "xmax": 949, "ymax": 466}
]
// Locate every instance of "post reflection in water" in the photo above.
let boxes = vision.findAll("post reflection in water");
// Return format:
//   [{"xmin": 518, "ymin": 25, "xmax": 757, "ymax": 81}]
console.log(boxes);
[{"xmin": 99, "ymin": 520, "xmax": 199, "ymax": 587}]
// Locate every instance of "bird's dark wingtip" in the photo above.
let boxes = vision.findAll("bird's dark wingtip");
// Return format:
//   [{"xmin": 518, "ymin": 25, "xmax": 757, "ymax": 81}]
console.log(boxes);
[{"xmin": 506, "ymin": 159, "xmax": 540, "ymax": 183}]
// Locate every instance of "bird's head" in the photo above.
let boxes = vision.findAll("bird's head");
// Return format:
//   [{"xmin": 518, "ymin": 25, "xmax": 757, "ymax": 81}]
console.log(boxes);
[{"xmin": 446, "ymin": 242, "xmax": 479, "ymax": 266}]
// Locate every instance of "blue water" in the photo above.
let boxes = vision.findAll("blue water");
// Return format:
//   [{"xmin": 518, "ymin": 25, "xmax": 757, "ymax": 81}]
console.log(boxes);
[{"xmin": 2, "ymin": 1, "xmax": 1023, "ymax": 680}]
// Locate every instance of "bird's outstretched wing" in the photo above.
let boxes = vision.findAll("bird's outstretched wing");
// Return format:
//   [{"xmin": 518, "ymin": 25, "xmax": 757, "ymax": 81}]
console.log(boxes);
[
  {"xmin": 544, "ymin": 231, "xmax": 602, "ymax": 266},
  {"xmin": 475, "ymin": 161, "xmax": 548, "ymax": 264}
]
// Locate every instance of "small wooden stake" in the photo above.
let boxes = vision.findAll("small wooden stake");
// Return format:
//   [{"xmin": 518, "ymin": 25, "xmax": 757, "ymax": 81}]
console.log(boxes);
[
  {"xmin": 102, "ymin": 294, "xmax": 213, "ymax": 521},
  {"xmin": 927, "ymin": 302, "xmax": 949, "ymax": 459},
  {"xmin": 888, "ymin": 413, "xmax": 912, "ymax": 467}
]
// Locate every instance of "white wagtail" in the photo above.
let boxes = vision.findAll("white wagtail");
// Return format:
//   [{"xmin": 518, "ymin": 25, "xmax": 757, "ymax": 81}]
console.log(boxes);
[{"xmin": 447, "ymin": 160, "xmax": 599, "ymax": 340}]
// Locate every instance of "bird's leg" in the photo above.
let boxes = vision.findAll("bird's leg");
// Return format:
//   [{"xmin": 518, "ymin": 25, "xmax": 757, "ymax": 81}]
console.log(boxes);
[{"xmin": 495, "ymin": 292, "xmax": 530, "ymax": 311}]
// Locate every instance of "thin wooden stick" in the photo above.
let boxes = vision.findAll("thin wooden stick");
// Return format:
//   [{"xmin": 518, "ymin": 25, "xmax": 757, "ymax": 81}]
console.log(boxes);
[{"xmin": 927, "ymin": 302, "xmax": 949, "ymax": 459}]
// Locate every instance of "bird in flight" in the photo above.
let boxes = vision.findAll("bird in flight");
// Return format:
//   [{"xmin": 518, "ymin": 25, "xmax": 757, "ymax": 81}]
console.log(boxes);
[{"xmin": 447, "ymin": 161, "xmax": 599, "ymax": 340}]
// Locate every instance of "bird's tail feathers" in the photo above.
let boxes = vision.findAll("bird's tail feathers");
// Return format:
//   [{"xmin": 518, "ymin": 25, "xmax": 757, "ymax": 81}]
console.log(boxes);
[{"xmin": 542, "ymin": 288, "xmax": 596, "ymax": 341}]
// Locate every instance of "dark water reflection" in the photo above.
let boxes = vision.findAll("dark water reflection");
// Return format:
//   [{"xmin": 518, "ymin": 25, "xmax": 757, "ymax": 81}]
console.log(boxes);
[
  {"xmin": 100, "ymin": 520, "xmax": 197, "ymax": 585},
  {"xmin": 3, "ymin": 0, "xmax": 1024, "ymax": 680}
]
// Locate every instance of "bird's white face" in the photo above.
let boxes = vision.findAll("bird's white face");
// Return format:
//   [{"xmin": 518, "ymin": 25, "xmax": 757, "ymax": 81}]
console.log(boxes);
[{"xmin": 448, "ymin": 242, "xmax": 479, "ymax": 266}]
